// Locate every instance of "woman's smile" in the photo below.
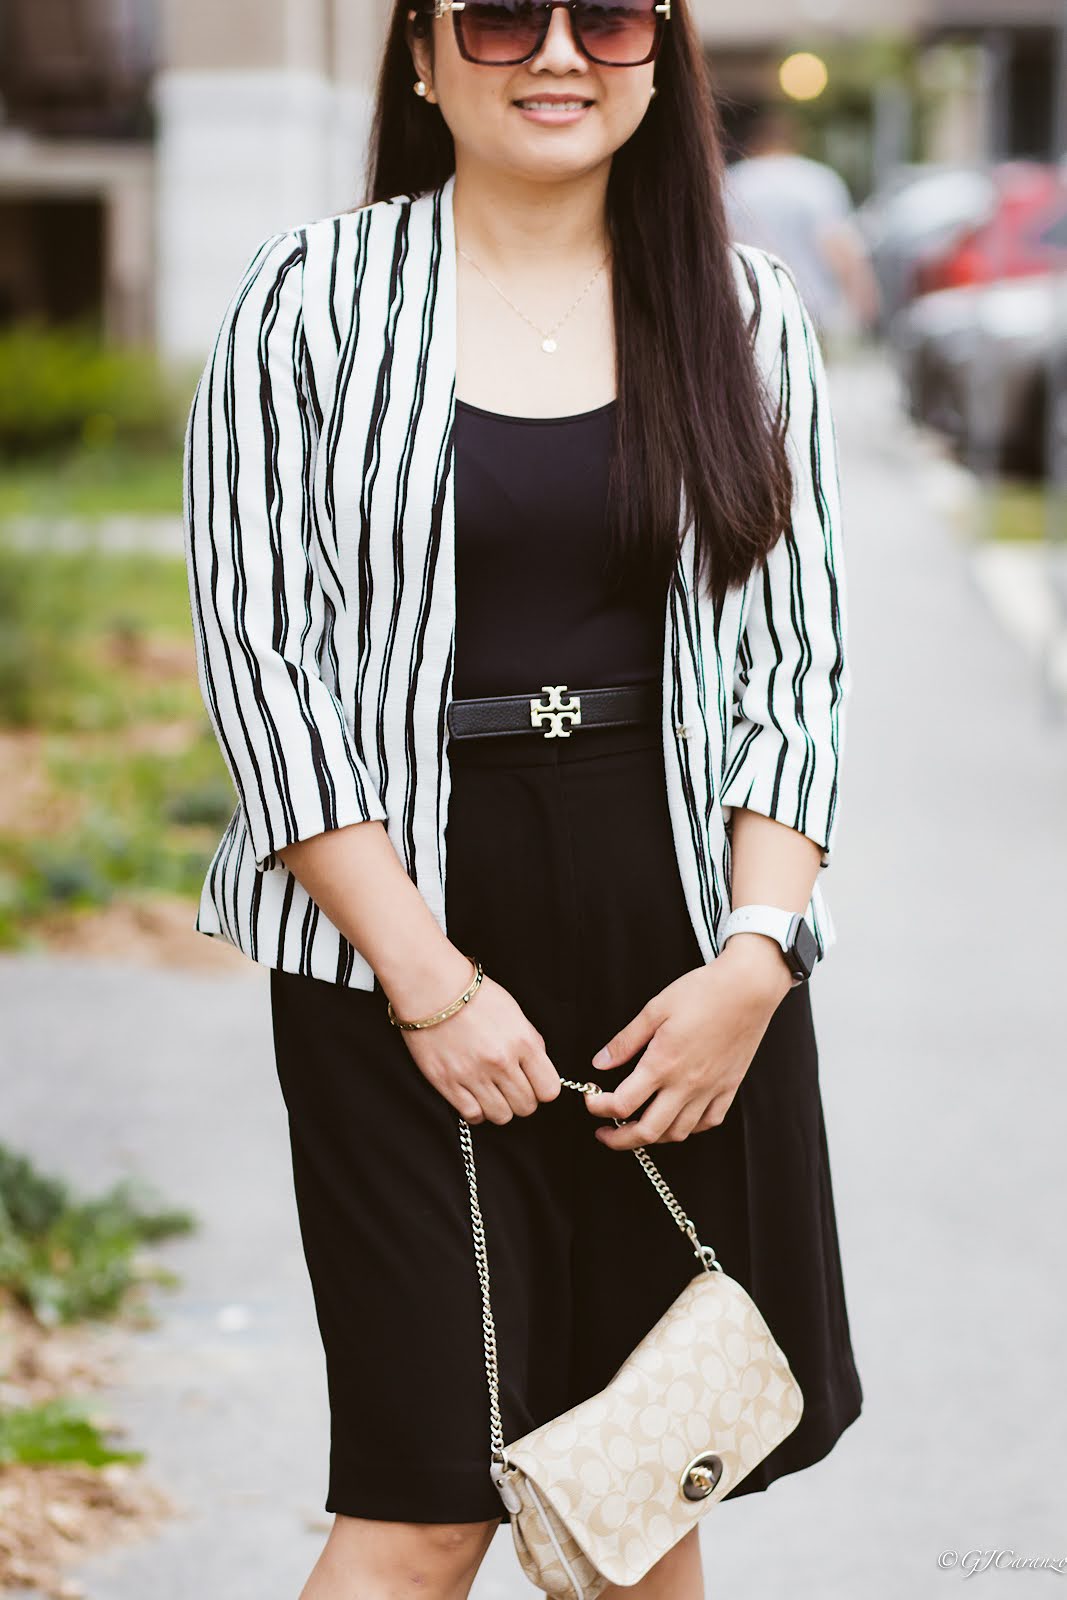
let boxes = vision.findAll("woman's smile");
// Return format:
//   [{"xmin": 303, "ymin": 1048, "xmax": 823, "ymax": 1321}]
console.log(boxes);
[{"xmin": 512, "ymin": 92, "xmax": 596, "ymax": 124}]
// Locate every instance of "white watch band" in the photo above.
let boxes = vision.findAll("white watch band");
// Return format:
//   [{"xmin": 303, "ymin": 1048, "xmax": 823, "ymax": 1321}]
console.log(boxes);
[{"xmin": 722, "ymin": 904, "xmax": 806, "ymax": 984}]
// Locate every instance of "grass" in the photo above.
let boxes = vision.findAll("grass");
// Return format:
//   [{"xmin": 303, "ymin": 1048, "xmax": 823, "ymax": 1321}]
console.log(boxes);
[
  {"xmin": 0, "ymin": 533, "xmax": 237, "ymax": 944},
  {"xmin": 0, "ymin": 1396, "xmax": 145, "ymax": 1468},
  {"xmin": 988, "ymin": 482, "xmax": 1067, "ymax": 544},
  {"xmin": 0, "ymin": 1142, "xmax": 196, "ymax": 1327},
  {"xmin": 0, "ymin": 754, "xmax": 234, "ymax": 944},
  {"xmin": 0, "ymin": 540, "xmax": 198, "ymax": 728},
  {"xmin": 0, "ymin": 1145, "xmax": 193, "ymax": 1580},
  {"xmin": 0, "ymin": 442, "xmax": 184, "ymax": 522}
]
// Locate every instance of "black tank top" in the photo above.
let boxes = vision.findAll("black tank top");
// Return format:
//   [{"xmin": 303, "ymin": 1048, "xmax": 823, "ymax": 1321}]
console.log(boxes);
[{"xmin": 451, "ymin": 397, "xmax": 666, "ymax": 700}]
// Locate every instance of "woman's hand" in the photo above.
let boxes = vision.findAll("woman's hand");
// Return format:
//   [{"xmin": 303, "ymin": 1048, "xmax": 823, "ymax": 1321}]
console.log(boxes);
[
  {"xmin": 394, "ymin": 963, "xmax": 562, "ymax": 1126},
  {"xmin": 585, "ymin": 939, "xmax": 794, "ymax": 1148}
]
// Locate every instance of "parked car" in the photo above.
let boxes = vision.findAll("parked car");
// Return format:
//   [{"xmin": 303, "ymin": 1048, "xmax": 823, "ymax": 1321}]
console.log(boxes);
[
  {"xmin": 855, "ymin": 164, "xmax": 996, "ymax": 325},
  {"xmin": 913, "ymin": 162, "xmax": 1067, "ymax": 297},
  {"xmin": 891, "ymin": 273, "xmax": 1067, "ymax": 479}
]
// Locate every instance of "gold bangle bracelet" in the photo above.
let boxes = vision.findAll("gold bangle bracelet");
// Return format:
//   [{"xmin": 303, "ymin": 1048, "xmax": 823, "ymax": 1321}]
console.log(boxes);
[{"xmin": 386, "ymin": 958, "xmax": 484, "ymax": 1030}]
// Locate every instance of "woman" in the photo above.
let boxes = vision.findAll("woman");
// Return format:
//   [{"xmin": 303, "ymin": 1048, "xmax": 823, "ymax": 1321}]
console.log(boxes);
[{"xmin": 182, "ymin": 0, "xmax": 862, "ymax": 1595}]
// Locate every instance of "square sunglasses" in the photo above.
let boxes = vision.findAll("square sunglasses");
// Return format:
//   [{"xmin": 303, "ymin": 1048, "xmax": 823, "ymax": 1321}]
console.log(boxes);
[{"xmin": 412, "ymin": 0, "xmax": 670, "ymax": 69}]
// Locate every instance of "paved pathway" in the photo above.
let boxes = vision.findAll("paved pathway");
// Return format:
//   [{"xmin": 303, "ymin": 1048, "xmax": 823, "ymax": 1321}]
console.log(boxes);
[{"xmin": 1, "ymin": 354, "xmax": 1064, "ymax": 1598}]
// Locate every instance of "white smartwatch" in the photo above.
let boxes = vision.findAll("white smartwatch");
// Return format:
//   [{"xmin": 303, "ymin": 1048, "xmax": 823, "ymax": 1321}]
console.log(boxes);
[{"xmin": 722, "ymin": 904, "xmax": 818, "ymax": 986}]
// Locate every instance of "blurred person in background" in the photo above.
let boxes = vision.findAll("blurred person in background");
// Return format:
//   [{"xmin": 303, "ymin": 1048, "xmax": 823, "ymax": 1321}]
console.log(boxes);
[{"xmin": 725, "ymin": 104, "xmax": 882, "ymax": 340}]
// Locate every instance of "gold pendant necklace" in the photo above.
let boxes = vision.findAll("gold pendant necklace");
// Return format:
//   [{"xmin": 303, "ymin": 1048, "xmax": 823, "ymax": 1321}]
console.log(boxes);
[{"xmin": 458, "ymin": 245, "xmax": 611, "ymax": 354}]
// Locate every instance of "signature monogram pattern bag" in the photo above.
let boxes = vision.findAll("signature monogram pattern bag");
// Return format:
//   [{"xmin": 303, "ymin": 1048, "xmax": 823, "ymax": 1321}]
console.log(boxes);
[{"xmin": 457, "ymin": 1078, "xmax": 804, "ymax": 1599}]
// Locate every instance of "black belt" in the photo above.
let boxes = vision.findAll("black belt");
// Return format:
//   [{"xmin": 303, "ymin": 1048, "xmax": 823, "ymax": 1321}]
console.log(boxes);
[{"xmin": 446, "ymin": 681, "xmax": 660, "ymax": 741}]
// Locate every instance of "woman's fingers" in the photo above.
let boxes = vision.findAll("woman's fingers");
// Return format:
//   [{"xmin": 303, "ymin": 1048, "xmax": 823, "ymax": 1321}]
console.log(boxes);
[
  {"xmin": 521, "ymin": 1037, "xmax": 563, "ymax": 1106},
  {"xmin": 482, "ymin": 1031, "xmax": 561, "ymax": 1120},
  {"xmin": 594, "ymin": 1085, "xmax": 690, "ymax": 1150},
  {"xmin": 471, "ymin": 1077, "xmax": 518, "ymax": 1125},
  {"xmin": 658, "ymin": 1094, "xmax": 717, "ymax": 1143},
  {"xmin": 405, "ymin": 975, "xmax": 562, "ymax": 1124},
  {"xmin": 584, "ymin": 1057, "xmax": 660, "ymax": 1124},
  {"xmin": 692, "ymin": 1091, "xmax": 734, "ymax": 1132},
  {"xmin": 451, "ymin": 1084, "xmax": 488, "ymax": 1123}
]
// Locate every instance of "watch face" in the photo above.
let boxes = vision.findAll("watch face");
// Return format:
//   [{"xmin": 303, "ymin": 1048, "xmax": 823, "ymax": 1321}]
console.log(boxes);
[{"xmin": 790, "ymin": 917, "xmax": 818, "ymax": 979}]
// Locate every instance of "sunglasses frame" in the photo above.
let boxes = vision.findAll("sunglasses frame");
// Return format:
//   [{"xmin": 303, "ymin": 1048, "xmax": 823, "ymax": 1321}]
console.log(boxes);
[{"xmin": 418, "ymin": 0, "xmax": 670, "ymax": 69}]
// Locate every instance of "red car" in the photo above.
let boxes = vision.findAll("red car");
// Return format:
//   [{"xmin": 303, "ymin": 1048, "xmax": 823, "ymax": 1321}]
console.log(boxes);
[{"xmin": 914, "ymin": 162, "xmax": 1067, "ymax": 296}]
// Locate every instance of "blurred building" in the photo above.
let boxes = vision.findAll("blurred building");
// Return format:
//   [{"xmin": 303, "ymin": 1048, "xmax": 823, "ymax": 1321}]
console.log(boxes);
[
  {"xmin": 692, "ymin": 0, "xmax": 924, "ymax": 158},
  {"xmin": 923, "ymin": 0, "xmax": 1066, "ymax": 165},
  {"xmin": 0, "ymin": 0, "xmax": 387, "ymax": 350},
  {"xmin": 155, "ymin": 0, "xmax": 387, "ymax": 359},
  {"xmin": 0, "ymin": 0, "xmax": 157, "ymax": 340},
  {"xmin": 0, "ymin": 0, "xmax": 1064, "ymax": 358},
  {"xmin": 697, "ymin": 0, "xmax": 1067, "ymax": 172}
]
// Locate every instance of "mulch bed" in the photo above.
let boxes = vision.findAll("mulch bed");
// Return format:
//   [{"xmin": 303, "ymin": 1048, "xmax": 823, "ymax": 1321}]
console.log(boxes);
[{"xmin": 0, "ymin": 1297, "xmax": 175, "ymax": 1597}]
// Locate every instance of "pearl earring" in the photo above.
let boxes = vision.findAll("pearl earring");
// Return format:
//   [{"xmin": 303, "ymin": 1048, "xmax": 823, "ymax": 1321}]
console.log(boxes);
[
  {"xmin": 650, "ymin": 84, "xmax": 657, "ymax": 98},
  {"xmin": 414, "ymin": 79, "xmax": 428, "ymax": 97}
]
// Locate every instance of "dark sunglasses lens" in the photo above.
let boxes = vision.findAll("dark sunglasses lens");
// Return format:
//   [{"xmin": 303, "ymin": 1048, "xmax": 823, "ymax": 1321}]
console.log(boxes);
[
  {"xmin": 458, "ymin": 0, "xmax": 658, "ymax": 65},
  {"xmin": 458, "ymin": 1, "xmax": 547, "ymax": 63},
  {"xmin": 573, "ymin": 0, "xmax": 659, "ymax": 63}
]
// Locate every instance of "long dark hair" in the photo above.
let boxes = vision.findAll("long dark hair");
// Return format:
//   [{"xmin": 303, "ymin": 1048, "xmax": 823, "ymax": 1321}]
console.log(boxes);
[{"xmin": 361, "ymin": 0, "xmax": 794, "ymax": 608}]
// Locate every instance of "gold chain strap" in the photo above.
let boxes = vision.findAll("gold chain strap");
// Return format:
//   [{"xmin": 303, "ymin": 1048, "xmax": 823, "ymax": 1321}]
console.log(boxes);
[
  {"xmin": 385, "ymin": 959, "xmax": 723, "ymax": 1463},
  {"xmin": 458, "ymin": 1079, "xmax": 722, "ymax": 1467}
]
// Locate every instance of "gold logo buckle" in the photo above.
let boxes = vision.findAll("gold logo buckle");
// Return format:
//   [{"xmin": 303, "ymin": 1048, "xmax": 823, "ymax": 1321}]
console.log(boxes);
[{"xmin": 530, "ymin": 684, "xmax": 582, "ymax": 738}]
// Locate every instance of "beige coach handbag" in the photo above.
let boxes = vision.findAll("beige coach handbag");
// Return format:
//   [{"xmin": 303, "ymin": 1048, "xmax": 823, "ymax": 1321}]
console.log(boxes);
[{"xmin": 457, "ymin": 1077, "xmax": 804, "ymax": 1599}]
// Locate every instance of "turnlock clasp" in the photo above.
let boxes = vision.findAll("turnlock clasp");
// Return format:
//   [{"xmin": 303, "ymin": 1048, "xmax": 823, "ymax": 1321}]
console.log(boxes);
[{"xmin": 679, "ymin": 1452, "xmax": 724, "ymax": 1502}]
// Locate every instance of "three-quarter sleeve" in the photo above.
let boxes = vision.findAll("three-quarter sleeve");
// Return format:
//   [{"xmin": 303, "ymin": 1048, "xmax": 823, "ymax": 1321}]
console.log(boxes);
[
  {"xmin": 182, "ymin": 229, "xmax": 388, "ymax": 872},
  {"xmin": 720, "ymin": 252, "xmax": 851, "ymax": 869}
]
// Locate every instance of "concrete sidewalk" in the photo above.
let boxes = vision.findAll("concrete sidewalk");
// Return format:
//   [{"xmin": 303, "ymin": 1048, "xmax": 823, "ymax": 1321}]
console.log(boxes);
[{"xmin": 1, "ymin": 354, "xmax": 1064, "ymax": 1599}]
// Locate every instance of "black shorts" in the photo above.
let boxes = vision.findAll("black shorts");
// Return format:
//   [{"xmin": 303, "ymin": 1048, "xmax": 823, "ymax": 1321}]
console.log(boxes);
[{"xmin": 269, "ymin": 720, "xmax": 863, "ymax": 1524}]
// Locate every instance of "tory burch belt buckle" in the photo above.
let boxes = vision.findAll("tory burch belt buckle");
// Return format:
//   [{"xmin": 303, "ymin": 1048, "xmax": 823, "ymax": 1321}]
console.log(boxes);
[{"xmin": 530, "ymin": 684, "xmax": 582, "ymax": 738}]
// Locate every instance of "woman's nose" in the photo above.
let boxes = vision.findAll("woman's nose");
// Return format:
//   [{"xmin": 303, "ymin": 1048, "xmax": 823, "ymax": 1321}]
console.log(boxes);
[{"xmin": 530, "ymin": 6, "xmax": 589, "ymax": 67}]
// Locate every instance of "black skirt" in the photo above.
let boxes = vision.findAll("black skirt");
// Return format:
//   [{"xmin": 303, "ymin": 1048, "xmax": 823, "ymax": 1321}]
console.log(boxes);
[{"xmin": 269, "ymin": 719, "xmax": 864, "ymax": 1524}]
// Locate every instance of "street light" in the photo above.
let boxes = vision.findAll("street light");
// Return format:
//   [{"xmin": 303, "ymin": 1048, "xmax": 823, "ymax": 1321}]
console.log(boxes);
[{"xmin": 779, "ymin": 52, "xmax": 829, "ymax": 103}]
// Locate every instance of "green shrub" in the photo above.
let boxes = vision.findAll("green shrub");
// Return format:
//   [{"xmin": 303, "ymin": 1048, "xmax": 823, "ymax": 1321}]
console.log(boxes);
[
  {"xmin": 0, "ymin": 1396, "xmax": 144, "ymax": 1467},
  {"xmin": 0, "ymin": 320, "xmax": 192, "ymax": 460},
  {"xmin": 0, "ymin": 1144, "xmax": 197, "ymax": 1326},
  {"xmin": 0, "ymin": 826, "xmax": 219, "ymax": 945},
  {"xmin": 0, "ymin": 536, "xmax": 202, "ymax": 730},
  {"xmin": 0, "ymin": 533, "xmax": 106, "ymax": 726}
]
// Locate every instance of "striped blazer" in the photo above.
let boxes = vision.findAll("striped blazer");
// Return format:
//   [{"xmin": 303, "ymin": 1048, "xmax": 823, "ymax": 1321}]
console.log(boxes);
[{"xmin": 182, "ymin": 170, "xmax": 850, "ymax": 990}]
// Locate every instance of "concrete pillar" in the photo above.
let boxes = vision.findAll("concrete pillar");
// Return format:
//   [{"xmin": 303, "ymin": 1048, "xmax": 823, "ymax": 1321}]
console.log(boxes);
[
  {"xmin": 106, "ymin": 157, "xmax": 157, "ymax": 345},
  {"xmin": 920, "ymin": 42, "xmax": 988, "ymax": 165},
  {"xmin": 155, "ymin": 0, "xmax": 364, "ymax": 360},
  {"xmin": 331, "ymin": 0, "xmax": 393, "ymax": 209}
]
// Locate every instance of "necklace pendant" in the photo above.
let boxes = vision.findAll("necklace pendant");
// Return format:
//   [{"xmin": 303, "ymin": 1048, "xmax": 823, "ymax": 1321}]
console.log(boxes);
[{"xmin": 541, "ymin": 337, "xmax": 558, "ymax": 354}]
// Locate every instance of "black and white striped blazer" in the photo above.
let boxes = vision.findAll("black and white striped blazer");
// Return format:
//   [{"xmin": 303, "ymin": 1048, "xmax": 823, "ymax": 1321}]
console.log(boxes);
[{"xmin": 182, "ymin": 171, "xmax": 850, "ymax": 989}]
